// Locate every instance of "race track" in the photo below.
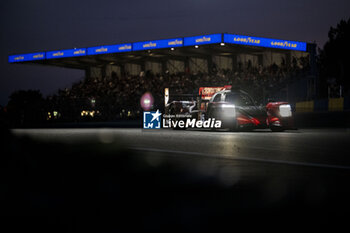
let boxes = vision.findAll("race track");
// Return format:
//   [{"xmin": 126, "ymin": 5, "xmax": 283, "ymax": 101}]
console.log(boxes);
[
  {"xmin": 12, "ymin": 128, "xmax": 350, "ymax": 169},
  {"xmin": 6, "ymin": 127, "xmax": 350, "ymax": 231}
]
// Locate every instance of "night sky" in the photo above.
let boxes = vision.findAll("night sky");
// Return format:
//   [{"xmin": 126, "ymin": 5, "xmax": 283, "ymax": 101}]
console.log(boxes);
[{"xmin": 1, "ymin": 0, "xmax": 349, "ymax": 105}]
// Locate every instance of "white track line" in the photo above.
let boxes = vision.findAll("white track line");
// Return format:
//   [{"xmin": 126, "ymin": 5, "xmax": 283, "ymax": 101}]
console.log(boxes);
[{"xmin": 131, "ymin": 147, "xmax": 350, "ymax": 170}]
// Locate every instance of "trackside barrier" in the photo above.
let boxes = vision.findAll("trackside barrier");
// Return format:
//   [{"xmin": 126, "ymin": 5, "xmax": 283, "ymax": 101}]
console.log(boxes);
[
  {"xmin": 294, "ymin": 97, "xmax": 349, "ymax": 128},
  {"xmin": 313, "ymin": 99, "xmax": 328, "ymax": 112},
  {"xmin": 329, "ymin": 98, "xmax": 344, "ymax": 112},
  {"xmin": 295, "ymin": 101, "xmax": 314, "ymax": 112},
  {"xmin": 295, "ymin": 97, "xmax": 349, "ymax": 112}
]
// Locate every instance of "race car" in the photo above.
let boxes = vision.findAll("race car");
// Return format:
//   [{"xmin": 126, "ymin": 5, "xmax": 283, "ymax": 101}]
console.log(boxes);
[
  {"xmin": 164, "ymin": 86, "xmax": 295, "ymax": 131},
  {"xmin": 206, "ymin": 88, "xmax": 294, "ymax": 131}
]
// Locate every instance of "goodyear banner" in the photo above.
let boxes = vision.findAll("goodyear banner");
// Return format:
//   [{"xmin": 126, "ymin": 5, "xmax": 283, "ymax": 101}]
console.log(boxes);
[
  {"xmin": 8, "ymin": 52, "xmax": 45, "ymax": 63},
  {"xmin": 133, "ymin": 38, "xmax": 183, "ymax": 51},
  {"xmin": 184, "ymin": 34, "xmax": 222, "ymax": 46},
  {"xmin": 9, "ymin": 33, "xmax": 309, "ymax": 63},
  {"xmin": 224, "ymin": 34, "xmax": 307, "ymax": 51},
  {"xmin": 46, "ymin": 48, "xmax": 86, "ymax": 59},
  {"xmin": 87, "ymin": 44, "xmax": 132, "ymax": 55}
]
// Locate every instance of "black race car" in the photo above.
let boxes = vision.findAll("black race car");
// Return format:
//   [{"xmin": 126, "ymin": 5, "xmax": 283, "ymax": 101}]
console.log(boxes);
[{"xmin": 164, "ymin": 87, "xmax": 294, "ymax": 131}]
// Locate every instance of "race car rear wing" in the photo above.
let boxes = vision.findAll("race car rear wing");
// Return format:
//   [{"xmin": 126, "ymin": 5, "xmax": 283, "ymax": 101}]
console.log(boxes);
[{"xmin": 198, "ymin": 85, "xmax": 232, "ymax": 100}]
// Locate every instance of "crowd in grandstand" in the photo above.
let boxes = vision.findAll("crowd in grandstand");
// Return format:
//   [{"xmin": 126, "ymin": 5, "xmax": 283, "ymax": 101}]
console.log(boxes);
[{"xmin": 44, "ymin": 56, "xmax": 310, "ymax": 121}]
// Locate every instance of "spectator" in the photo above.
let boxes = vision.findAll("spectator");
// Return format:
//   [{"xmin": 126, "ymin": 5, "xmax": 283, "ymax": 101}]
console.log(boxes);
[{"xmin": 45, "ymin": 57, "xmax": 309, "ymax": 122}]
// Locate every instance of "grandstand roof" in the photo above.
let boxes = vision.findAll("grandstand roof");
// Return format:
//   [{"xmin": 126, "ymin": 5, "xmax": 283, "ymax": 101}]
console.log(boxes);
[{"xmin": 8, "ymin": 33, "xmax": 313, "ymax": 70}]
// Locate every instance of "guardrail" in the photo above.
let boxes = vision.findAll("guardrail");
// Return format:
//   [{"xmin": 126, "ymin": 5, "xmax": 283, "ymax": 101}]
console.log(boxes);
[
  {"xmin": 293, "ymin": 97, "xmax": 349, "ymax": 128},
  {"xmin": 294, "ymin": 97, "xmax": 349, "ymax": 112}
]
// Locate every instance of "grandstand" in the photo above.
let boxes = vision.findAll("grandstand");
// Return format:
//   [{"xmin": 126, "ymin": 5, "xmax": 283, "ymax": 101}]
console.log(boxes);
[{"xmin": 8, "ymin": 33, "xmax": 317, "ymax": 121}]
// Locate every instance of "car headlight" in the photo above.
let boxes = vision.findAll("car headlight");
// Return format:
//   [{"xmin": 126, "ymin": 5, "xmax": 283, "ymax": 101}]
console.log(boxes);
[
  {"xmin": 279, "ymin": 104, "xmax": 292, "ymax": 117},
  {"xmin": 222, "ymin": 104, "xmax": 235, "ymax": 108},
  {"xmin": 221, "ymin": 104, "xmax": 236, "ymax": 117}
]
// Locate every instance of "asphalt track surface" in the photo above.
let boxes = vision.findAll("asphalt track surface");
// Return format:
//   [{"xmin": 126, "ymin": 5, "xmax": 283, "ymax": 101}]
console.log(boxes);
[
  {"xmin": 5, "ymin": 128, "xmax": 350, "ymax": 231},
  {"xmin": 12, "ymin": 127, "xmax": 350, "ymax": 169}
]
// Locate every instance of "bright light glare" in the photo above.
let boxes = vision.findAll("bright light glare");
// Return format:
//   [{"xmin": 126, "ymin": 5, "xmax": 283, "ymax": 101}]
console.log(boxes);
[
  {"xmin": 222, "ymin": 104, "xmax": 236, "ymax": 117},
  {"xmin": 220, "ymin": 43, "xmax": 225, "ymax": 46},
  {"xmin": 222, "ymin": 104, "xmax": 235, "ymax": 108},
  {"xmin": 279, "ymin": 104, "xmax": 292, "ymax": 117},
  {"xmin": 140, "ymin": 92, "xmax": 154, "ymax": 111},
  {"xmin": 195, "ymin": 45, "xmax": 199, "ymax": 48}
]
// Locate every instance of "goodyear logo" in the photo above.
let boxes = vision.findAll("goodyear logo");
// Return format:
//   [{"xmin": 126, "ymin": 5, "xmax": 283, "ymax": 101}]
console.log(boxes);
[
  {"xmin": 270, "ymin": 41, "xmax": 298, "ymax": 48},
  {"xmin": 14, "ymin": 56, "xmax": 24, "ymax": 61},
  {"xmin": 195, "ymin": 36, "xmax": 211, "ymax": 43},
  {"xmin": 33, "ymin": 54, "xmax": 44, "ymax": 59},
  {"xmin": 143, "ymin": 42, "xmax": 157, "ymax": 49},
  {"xmin": 168, "ymin": 39, "xmax": 183, "ymax": 46},
  {"xmin": 53, "ymin": 52, "xmax": 64, "ymax": 57},
  {"xmin": 73, "ymin": 49, "xmax": 85, "ymax": 55},
  {"xmin": 233, "ymin": 36, "xmax": 261, "ymax": 45},
  {"xmin": 119, "ymin": 44, "xmax": 132, "ymax": 51},
  {"xmin": 95, "ymin": 47, "xmax": 108, "ymax": 53}
]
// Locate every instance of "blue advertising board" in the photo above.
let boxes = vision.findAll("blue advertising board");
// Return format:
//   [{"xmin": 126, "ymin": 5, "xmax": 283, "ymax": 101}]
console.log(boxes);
[
  {"xmin": 183, "ymin": 34, "xmax": 222, "ymax": 46},
  {"xmin": 8, "ymin": 33, "xmax": 309, "ymax": 63},
  {"xmin": 133, "ymin": 38, "xmax": 183, "ymax": 51},
  {"xmin": 46, "ymin": 48, "xmax": 86, "ymax": 59},
  {"xmin": 8, "ymin": 52, "xmax": 45, "ymax": 63},
  {"xmin": 224, "ymin": 34, "xmax": 307, "ymax": 51},
  {"xmin": 87, "ymin": 43, "xmax": 132, "ymax": 55}
]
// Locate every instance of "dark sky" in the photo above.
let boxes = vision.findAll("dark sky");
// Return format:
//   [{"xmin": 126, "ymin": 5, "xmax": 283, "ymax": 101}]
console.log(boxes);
[{"xmin": 1, "ymin": 0, "xmax": 349, "ymax": 105}]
